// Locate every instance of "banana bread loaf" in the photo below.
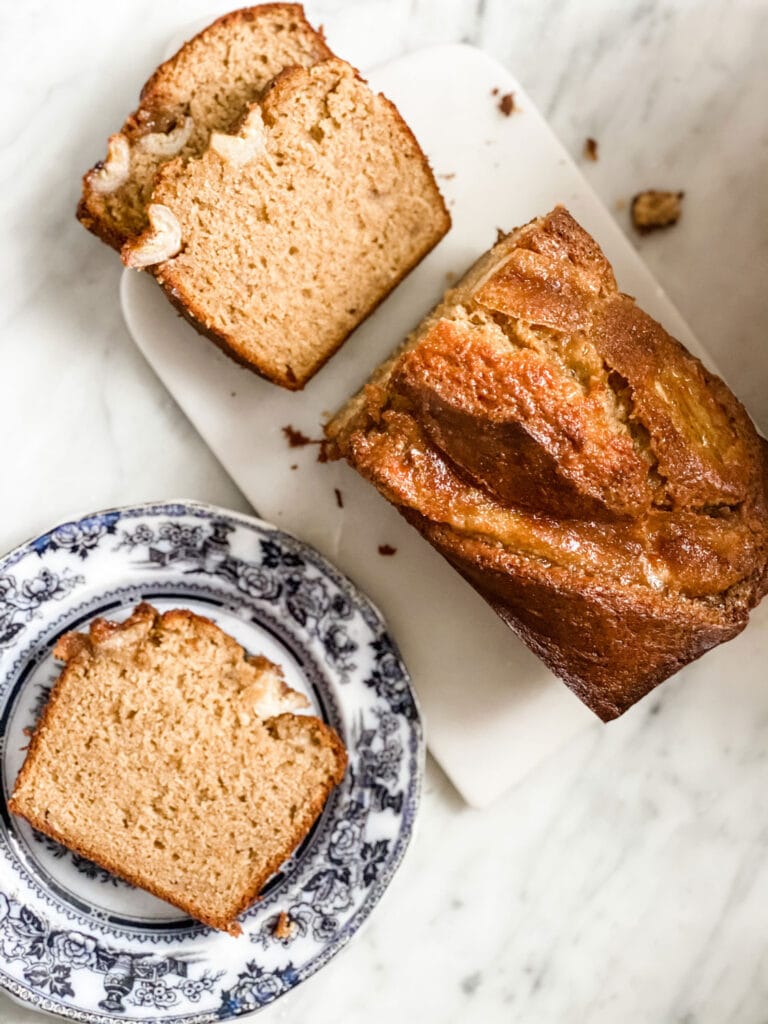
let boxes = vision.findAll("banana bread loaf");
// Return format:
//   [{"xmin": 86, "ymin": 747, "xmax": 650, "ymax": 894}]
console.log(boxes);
[
  {"xmin": 326, "ymin": 207, "xmax": 768, "ymax": 720},
  {"xmin": 10, "ymin": 604, "xmax": 347, "ymax": 934}
]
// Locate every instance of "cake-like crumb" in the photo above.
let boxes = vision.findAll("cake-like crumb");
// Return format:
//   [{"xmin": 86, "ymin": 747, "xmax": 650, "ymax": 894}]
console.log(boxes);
[
  {"xmin": 274, "ymin": 911, "xmax": 295, "ymax": 939},
  {"xmin": 498, "ymin": 93, "xmax": 516, "ymax": 116},
  {"xmin": 8, "ymin": 604, "xmax": 347, "ymax": 934},
  {"xmin": 631, "ymin": 190, "xmax": 684, "ymax": 234},
  {"xmin": 584, "ymin": 137, "xmax": 599, "ymax": 161},
  {"xmin": 283, "ymin": 425, "xmax": 313, "ymax": 448}
]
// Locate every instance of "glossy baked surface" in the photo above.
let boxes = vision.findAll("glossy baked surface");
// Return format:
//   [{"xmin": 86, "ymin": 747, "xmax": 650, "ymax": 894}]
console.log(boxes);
[{"xmin": 328, "ymin": 208, "xmax": 768, "ymax": 719}]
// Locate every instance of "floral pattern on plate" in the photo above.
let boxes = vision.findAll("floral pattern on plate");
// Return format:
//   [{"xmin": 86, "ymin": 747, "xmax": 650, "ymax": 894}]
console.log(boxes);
[{"xmin": 0, "ymin": 501, "xmax": 423, "ymax": 1022}]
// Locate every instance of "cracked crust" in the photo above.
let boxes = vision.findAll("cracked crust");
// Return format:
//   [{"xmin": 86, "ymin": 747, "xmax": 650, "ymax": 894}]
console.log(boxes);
[{"xmin": 326, "ymin": 207, "xmax": 768, "ymax": 719}]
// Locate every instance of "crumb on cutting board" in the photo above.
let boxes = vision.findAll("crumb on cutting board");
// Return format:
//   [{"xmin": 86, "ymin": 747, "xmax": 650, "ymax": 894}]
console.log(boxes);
[
  {"xmin": 631, "ymin": 190, "xmax": 684, "ymax": 234},
  {"xmin": 584, "ymin": 137, "xmax": 599, "ymax": 161},
  {"xmin": 498, "ymin": 92, "xmax": 516, "ymax": 116},
  {"xmin": 282, "ymin": 425, "xmax": 313, "ymax": 448},
  {"xmin": 282, "ymin": 425, "xmax": 330, "ymax": 463}
]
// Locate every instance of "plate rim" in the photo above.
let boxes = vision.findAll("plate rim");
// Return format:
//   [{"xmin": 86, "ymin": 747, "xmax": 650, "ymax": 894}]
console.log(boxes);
[{"xmin": 0, "ymin": 498, "xmax": 425, "ymax": 1022}]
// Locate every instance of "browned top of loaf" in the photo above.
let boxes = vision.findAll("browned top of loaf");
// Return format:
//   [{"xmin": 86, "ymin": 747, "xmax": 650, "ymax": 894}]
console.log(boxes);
[
  {"xmin": 326, "ymin": 206, "xmax": 768, "ymax": 719},
  {"xmin": 9, "ymin": 603, "xmax": 347, "ymax": 934},
  {"xmin": 122, "ymin": 57, "xmax": 450, "ymax": 389},
  {"xmin": 77, "ymin": 5, "xmax": 331, "ymax": 249}
]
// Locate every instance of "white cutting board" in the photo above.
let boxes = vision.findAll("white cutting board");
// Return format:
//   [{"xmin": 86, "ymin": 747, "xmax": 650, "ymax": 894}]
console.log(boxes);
[{"xmin": 122, "ymin": 43, "xmax": 718, "ymax": 807}]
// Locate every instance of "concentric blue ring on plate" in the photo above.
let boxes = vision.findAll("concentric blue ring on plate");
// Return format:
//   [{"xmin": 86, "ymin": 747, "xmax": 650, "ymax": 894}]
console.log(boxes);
[{"xmin": 0, "ymin": 500, "xmax": 423, "ymax": 1022}]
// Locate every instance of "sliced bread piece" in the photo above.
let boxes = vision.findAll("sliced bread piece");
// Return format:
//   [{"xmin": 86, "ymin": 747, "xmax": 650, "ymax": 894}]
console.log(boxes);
[
  {"xmin": 121, "ymin": 57, "xmax": 451, "ymax": 389},
  {"xmin": 77, "ymin": 5, "xmax": 332, "ymax": 250},
  {"xmin": 9, "ymin": 603, "xmax": 347, "ymax": 935}
]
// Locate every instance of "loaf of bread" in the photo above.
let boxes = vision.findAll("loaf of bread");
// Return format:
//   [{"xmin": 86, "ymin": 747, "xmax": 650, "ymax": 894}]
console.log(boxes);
[
  {"xmin": 121, "ymin": 56, "xmax": 450, "ymax": 388},
  {"xmin": 9, "ymin": 604, "xmax": 347, "ymax": 934},
  {"xmin": 326, "ymin": 207, "xmax": 768, "ymax": 720},
  {"xmin": 77, "ymin": 5, "xmax": 332, "ymax": 250}
]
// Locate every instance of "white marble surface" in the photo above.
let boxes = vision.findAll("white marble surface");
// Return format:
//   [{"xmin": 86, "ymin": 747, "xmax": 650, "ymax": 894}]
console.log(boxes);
[{"xmin": 1, "ymin": 1, "xmax": 768, "ymax": 1021}]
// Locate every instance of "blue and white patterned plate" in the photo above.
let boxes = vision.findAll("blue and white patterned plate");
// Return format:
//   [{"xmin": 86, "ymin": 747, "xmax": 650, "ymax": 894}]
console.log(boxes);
[{"xmin": 0, "ymin": 500, "xmax": 423, "ymax": 1022}]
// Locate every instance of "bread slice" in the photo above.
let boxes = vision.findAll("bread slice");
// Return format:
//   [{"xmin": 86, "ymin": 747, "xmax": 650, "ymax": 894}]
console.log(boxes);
[
  {"xmin": 326, "ymin": 207, "xmax": 768, "ymax": 720},
  {"xmin": 9, "ymin": 604, "xmax": 347, "ymax": 934},
  {"xmin": 121, "ymin": 57, "xmax": 451, "ymax": 389},
  {"xmin": 77, "ymin": 5, "xmax": 332, "ymax": 250}
]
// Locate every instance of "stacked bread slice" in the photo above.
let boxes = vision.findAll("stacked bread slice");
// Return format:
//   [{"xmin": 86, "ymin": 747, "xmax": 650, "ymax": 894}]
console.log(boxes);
[{"xmin": 78, "ymin": 5, "xmax": 450, "ymax": 388}]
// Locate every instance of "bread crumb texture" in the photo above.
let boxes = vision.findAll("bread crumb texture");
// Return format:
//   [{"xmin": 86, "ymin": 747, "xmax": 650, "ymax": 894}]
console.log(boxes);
[
  {"xmin": 78, "ymin": 5, "xmax": 332, "ymax": 249},
  {"xmin": 128, "ymin": 57, "xmax": 449, "ymax": 388},
  {"xmin": 631, "ymin": 189, "xmax": 684, "ymax": 233},
  {"xmin": 9, "ymin": 603, "xmax": 347, "ymax": 935}
]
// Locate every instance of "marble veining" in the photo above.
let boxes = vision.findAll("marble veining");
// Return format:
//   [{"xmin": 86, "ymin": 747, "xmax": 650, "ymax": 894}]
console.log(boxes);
[{"xmin": 1, "ymin": 1, "xmax": 768, "ymax": 1021}]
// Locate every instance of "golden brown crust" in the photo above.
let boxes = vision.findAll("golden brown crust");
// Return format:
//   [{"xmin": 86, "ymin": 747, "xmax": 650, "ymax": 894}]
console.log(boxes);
[
  {"xmin": 9, "ymin": 603, "xmax": 347, "ymax": 934},
  {"xmin": 326, "ymin": 207, "xmax": 768, "ymax": 719}
]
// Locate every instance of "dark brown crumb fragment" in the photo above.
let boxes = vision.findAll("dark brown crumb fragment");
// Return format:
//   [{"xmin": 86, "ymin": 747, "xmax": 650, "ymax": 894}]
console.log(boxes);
[
  {"xmin": 290, "ymin": 464, "xmax": 298, "ymax": 470},
  {"xmin": 378, "ymin": 544, "xmax": 397, "ymax": 556},
  {"xmin": 274, "ymin": 911, "xmax": 295, "ymax": 939},
  {"xmin": 334, "ymin": 488, "xmax": 344, "ymax": 508},
  {"xmin": 584, "ymin": 137, "xmax": 599, "ymax": 161},
  {"xmin": 317, "ymin": 440, "xmax": 332, "ymax": 463},
  {"xmin": 496, "ymin": 227, "xmax": 506, "ymax": 244},
  {"xmin": 282, "ymin": 425, "xmax": 313, "ymax": 447},
  {"xmin": 631, "ymin": 190, "xmax": 684, "ymax": 234},
  {"xmin": 498, "ymin": 92, "xmax": 516, "ymax": 116},
  {"xmin": 283, "ymin": 425, "xmax": 330, "ymax": 462},
  {"xmin": 491, "ymin": 87, "xmax": 499, "ymax": 96}
]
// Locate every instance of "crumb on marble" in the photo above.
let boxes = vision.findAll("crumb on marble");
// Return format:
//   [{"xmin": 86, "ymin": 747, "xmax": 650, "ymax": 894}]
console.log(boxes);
[
  {"xmin": 334, "ymin": 488, "xmax": 344, "ymax": 508},
  {"xmin": 615, "ymin": 197, "xmax": 627, "ymax": 211},
  {"xmin": 584, "ymin": 137, "xmax": 599, "ymax": 161},
  {"xmin": 631, "ymin": 190, "xmax": 684, "ymax": 234},
  {"xmin": 378, "ymin": 544, "xmax": 397, "ymax": 556},
  {"xmin": 290, "ymin": 464, "xmax": 298, "ymax": 470},
  {"xmin": 498, "ymin": 92, "xmax": 516, "ymax": 116},
  {"xmin": 445, "ymin": 270, "xmax": 456, "ymax": 284},
  {"xmin": 438, "ymin": 172, "xmax": 456, "ymax": 180},
  {"xmin": 491, "ymin": 87, "xmax": 499, "ymax": 96}
]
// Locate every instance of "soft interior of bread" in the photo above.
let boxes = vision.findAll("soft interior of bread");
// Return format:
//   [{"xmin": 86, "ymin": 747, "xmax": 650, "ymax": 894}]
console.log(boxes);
[
  {"xmin": 83, "ymin": 5, "xmax": 330, "ymax": 244},
  {"xmin": 149, "ymin": 58, "xmax": 450, "ymax": 388},
  {"xmin": 327, "ymin": 208, "xmax": 768, "ymax": 605},
  {"xmin": 10, "ymin": 607, "xmax": 344, "ymax": 932}
]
